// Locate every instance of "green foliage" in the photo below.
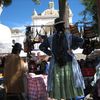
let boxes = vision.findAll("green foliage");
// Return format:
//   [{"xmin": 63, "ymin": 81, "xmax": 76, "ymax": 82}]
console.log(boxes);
[
  {"xmin": 80, "ymin": 0, "xmax": 99, "ymax": 36},
  {"xmin": 2, "ymin": 0, "xmax": 12, "ymax": 7},
  {"xmin": 80, "ymin": 0, "xmax": 96, "ymax": 18},
  {"xmin": 32, "ymin": 0, "xmax": 40, "ymax": 5}
]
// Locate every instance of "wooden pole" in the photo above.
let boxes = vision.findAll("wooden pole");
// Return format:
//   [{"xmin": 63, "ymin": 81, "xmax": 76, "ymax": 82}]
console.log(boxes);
[
  {"xmin": 59, "ymin": 0, "xmax": 70, "ymax": 28},
  {"xmin": 59, "ymin": 0, "xmax": 66, "ymax": 21},
  {"xmin": 96, "ymin": 0, "xmax": 100, "ymax": 40}
]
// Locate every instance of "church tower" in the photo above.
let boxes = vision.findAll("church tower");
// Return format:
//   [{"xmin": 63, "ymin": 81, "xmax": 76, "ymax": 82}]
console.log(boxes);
[{"xmin": 31, "ymin": 0, "xmax": 73, "ymax": 36}]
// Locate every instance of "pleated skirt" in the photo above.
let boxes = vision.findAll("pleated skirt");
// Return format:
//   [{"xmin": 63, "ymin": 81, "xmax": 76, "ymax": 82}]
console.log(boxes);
[{"xmin": 48, "ymin": 62, "xmax": 84, "ymax": 99}]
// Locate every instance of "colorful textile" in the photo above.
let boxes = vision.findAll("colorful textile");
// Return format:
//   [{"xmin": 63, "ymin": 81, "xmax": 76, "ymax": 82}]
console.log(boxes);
[
  {"xmin": 27, "ymin": 75, "xmax": 47, "ymax": 100},
  {"xmin": 48, "ymin": 62, "xmax": 84, "ymax": 100},
  {"xmin": 39, "ymin": 33, "xmax": 85, "ymax": 99},
  {"xmin": 72, "ymin": 55, "xmax": 85, "ymax": 89}
]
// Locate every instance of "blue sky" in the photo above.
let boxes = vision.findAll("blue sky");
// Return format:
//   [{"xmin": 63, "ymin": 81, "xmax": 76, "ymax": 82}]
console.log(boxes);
[{"xmin": 0, "ymin": 0, "xmax": 85, "ymax": 29}]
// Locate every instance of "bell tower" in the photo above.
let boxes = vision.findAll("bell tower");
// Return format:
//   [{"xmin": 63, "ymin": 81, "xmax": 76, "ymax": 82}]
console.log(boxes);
[{"xmin": 49, "ymin": 0, "xmax": 54, "ymax": 9}]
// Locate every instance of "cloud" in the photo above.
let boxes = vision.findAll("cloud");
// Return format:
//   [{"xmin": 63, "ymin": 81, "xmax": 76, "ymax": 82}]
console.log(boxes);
[
  {"xmin": 12, "ymin": 25, "xmax": 25, "ymax": 32},
  {"xmin": 12, "ymin": 22, "xmax": 33, "ymax": 32}
]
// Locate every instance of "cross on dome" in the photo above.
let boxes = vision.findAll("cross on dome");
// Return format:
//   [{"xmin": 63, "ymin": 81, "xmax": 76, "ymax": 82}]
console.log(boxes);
[{"xmin": 49, "ymin": 0, "xmax": 54, "ymax": 9}]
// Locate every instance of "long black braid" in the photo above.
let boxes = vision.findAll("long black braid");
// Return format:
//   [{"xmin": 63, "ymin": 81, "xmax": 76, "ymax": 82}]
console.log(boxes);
[{"xmin": 52, "ymin": 31, "xmax": 72, "ymax": 67}]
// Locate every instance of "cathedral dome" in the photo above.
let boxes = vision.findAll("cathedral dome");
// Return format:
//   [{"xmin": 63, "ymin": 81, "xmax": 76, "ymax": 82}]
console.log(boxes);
[
  {"xmin": 41, "ymin": 1, "xmax": 58, "ymax": 16},
  {"xmin": 42, "ymin": 9, "xmax": 59, "ymax": 16}
]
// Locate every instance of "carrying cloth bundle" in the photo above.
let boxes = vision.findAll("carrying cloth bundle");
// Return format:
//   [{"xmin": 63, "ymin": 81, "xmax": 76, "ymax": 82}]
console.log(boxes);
[
  {"xmin": 67, "ymin": 33, "xmax": 85, "ymax": 89},
  {"xmin": 83, "ymin": 26, "xmax": 97, "ymax": 38}
]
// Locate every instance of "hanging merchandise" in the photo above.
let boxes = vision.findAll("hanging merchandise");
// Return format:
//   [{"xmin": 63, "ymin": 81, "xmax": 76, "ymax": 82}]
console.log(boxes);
[
  {"xmin": 69, "ymin": 25, "xmax": 81, "ymax": 37},
  {"xmin": 94, "ymin": 40, "xmax": 100, "ymax": 49},
  {"xmin": 82, "ymin": 39, "xmax": 94, "ymax": 55},
  {"xmin": 83, "ymin": 26, "xmax": 97, "ymax": 38},
  {"xmin": 90, "ymin": 38, "xmax": 100, "ymax": 49}
]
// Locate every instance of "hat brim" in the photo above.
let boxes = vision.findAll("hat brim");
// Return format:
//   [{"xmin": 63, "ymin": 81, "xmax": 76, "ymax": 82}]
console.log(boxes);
[
  {"xmin": 12, "ymin": 44, "xmax": 23, "ymax": 50},
  {"xmin": 54, "ymin": 21, "xmax": 65, "ymax": 25},
  {"xmin": 12, "ymin": 45, "xmax": 23, "ymax": 50}
]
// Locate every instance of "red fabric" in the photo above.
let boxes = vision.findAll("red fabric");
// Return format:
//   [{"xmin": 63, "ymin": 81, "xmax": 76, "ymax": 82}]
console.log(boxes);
[
  {"xmin": 27, "ymin": 75, "xmax": 47, "ymax": 100},
  {"xmin": 81, "ymin": 68, "xmax": 96, "ymax": 77}
]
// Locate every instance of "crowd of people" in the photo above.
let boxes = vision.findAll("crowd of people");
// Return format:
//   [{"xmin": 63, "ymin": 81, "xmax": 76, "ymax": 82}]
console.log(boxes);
[{"xmin": 0, "ymin": 17, "xmax": 100, "ymax": 100}]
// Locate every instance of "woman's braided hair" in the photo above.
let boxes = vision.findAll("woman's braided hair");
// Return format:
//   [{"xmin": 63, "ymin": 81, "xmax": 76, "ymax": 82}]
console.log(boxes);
[{"xmin": 52, "ymin": 18, "xmax": 72, "ymax": 67}]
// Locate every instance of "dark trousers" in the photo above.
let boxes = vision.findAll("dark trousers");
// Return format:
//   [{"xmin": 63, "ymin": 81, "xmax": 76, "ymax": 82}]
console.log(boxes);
[{"xmin": 6, "ymin": 93, "xmax": 25, "ymax": 100}]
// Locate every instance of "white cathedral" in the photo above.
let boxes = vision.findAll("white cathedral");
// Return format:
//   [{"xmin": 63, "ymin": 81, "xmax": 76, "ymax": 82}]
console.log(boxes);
[
  {"xmin": 29, "ymin": 0, "xmax": 73, "ymax": 55},
  {"xmin": 31, "ymin": 1, "xmax": 73, "ymax": 37},
  {"xmin": 0, "ymin": 0, "xmax": 73, "ymax": 56}
]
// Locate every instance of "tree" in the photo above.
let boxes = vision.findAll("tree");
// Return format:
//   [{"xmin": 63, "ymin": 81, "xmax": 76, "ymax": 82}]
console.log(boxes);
[
  {"xmin": 0, "ymin": 0, "xmax": 12, "ymax": 7},
  {"xmin": 59, "ymin": 0, "xmax": 66, "ymax": 20},
  {"xmin": 32, "ymin": 0, "xmax": 40, "ymax": 4},
  {"xmin": 80, "ymin": 0, "xmax": 99, "ymax": 36}
]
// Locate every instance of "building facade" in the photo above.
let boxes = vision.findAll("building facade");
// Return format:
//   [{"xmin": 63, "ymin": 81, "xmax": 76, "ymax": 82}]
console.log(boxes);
[
  {"xmin": 31, "ymin": 1, "xmax": 73, "ymax": 37},
  {"xmin": 0, "ymin": 0, "xmax": 73, "ymax": 56}
]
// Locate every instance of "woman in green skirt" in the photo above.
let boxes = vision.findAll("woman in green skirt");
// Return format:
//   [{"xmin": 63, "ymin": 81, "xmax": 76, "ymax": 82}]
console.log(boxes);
[{"xmin": 39, "ymin": 17, "xmax": 85, "ymax": 100}]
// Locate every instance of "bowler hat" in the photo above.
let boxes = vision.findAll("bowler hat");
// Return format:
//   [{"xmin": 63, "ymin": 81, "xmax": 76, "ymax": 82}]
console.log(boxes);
[
  {"xmin": 12, "ymin": 43, "xmax": 23, "ymax": 50},
  {"xmin": 54, "ymin": 18, "xmax": 65, "ymax": 25}
]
